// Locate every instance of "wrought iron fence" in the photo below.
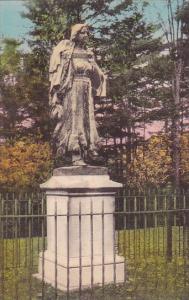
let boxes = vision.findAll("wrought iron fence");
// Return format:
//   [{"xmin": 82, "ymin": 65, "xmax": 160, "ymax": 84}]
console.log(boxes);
[{"xmin": 0, "ymin": 189, "xmax": 189, "ymax": 299}]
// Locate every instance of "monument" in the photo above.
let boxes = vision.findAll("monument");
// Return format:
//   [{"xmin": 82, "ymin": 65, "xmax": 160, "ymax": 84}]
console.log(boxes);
[{"xmin": 35, "ymin": 23, "xmax": 125, "ymax": 291}]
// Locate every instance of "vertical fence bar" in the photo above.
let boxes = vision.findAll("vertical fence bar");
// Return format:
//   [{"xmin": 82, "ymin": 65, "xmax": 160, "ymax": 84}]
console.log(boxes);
[
  {"xmin": 134, "ymin": 196, "xmax": 137, "ymax": 259},
  {"xmin": 24, "ymin": 201, "xmax": 28, "ymax": 268},
  {"xmin": 173, "ymin": 193, "xmax": 177, "ymax": 256},
  {"xmin": 179, "ymin": 193, "xmax": 183, "ymax": 257},
  {"xmin": 183, "ymin": 192, "xmax": 186, "ymax": 260},
  {"xmin": 166, "ymin": 193, "xmax": 172, "ymax": 260},
  {"xmin": 5, "ymin": 197, "xmax": 8, "ymax": 270},
  {"xmin": 18, "ymin": 195, "xmax": 21, "ymax": 268},
  {"xmin": 41, "ymin": 194, "xmax": 45, "ymax": 300},
  {"xmin": 154, "ymin": 194, "xmax": 157, "ymax": 256},
  {"xmin": 143, "ymin": 193, "xmax": 148, "ymax": 300},
  {"xmin": 67, "ymin": 200, "xmax": 70, "ymax": 299},
  {"xmin": 28, "ymin": 197, "xmax": 32, "ymax": 300},
  {"xmin": 90, "ymin": 200, "xmax": 94, "ymax": 294},
  {"xmin": 154, "ymin": 193, "xmax": 158, "ymax": 291},
  {"xmin": 178, "ymin": 208, "xmax": 181, "ymax": 257},
  {"xmin": 185, "ymin": 193, "xmax": 189, "ymax": 257},
  {"xmin": 164, "ymin": 194, "xmax": 168, "ymax": 288},
  {"xmin": 138, "ymin": 196, "xmax": 141, "ymax": 257},
  {"xmin": 0, "ymin": 193, "xmax": 4, "ymax": 300},
  {"xmin": 79, "ymin": 201, "xmax": 82, "ymax": 297},
  {"xmin": 183, "ymin": 192, "xmax": 188, "ymax": 287},
  {"xmin": 144, "ymin": 195, "xmax": 147, "ymax": 258},
  {"xmin": 123, "ymin": 192, "xmax": 127, "ymax": 283},
  {"xmin": 183, "ymin": 192, "xmax": 187, "ymax": 287},
  {"xmin": 14, "ymin": 196, "xmax": 18, "ymax": 300},
  {"xmin": 157, "ymin": 195, "xmax": 160, "ymax": 256},
  {"xmin": 102, "ymin": 200, "xmax": 105, "ymax": 291},
  {"xmin": 117, "ymin": 192, "xmax": 121, "ymax": 256},
  {"xmin": 9, "ymin": 193, "xmax": 15, "ymax": 274},
  {"xmin": 54, "ymin": 202, "xmax": 58, "ymax": 299},
  {"xmin": 31, "ymin": 193, "xmax": 34, "ymax": 269},
  {"xmin": 123, "ymin": 187, "xmax": 126, "ymax": 230},
  {"xmin": 123, "ymin": 188, "xmax": 126, "ymax": 249},
  {"xmin": 13, "ymin": 194, "xmax": 15, "ymax": 266},
  {"xmin": 128, "ymin": 195, "xmax": 131, "ymax": 258},
  {"xmin": 162, "ymin": 195, "xmax": 166, "ymax": 257},
  {"xmin": 8, "ymin": 194, "xmax": 11, "ymax": 267},
  {"xmin": 37, "ymin": 194, "xmax": 40, "ymax": 260},
  {"xmin": 113, "ymin": 201, "xmax": 116, "ymax": 285}
]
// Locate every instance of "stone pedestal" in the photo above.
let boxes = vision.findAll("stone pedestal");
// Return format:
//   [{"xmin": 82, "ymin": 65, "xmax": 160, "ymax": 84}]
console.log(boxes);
[{"xmin": 35, "ymin": 166, "xmax": 125, "ymax": 291}]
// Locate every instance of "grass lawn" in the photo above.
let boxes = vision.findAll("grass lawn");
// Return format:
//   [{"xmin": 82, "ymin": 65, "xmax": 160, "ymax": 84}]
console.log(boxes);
[{"xmin": 0, "ymin": 226, "xmax": 189, "ymax": 299}]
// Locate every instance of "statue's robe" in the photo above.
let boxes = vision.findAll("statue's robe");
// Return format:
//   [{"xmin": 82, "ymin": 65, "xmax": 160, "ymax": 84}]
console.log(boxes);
[{"xmin": 49, "ymin": 40, "xmax": 106, "ymax": 157}]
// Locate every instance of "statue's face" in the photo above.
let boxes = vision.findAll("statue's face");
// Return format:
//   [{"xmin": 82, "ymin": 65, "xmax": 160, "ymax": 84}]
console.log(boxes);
[{"xmin": 76, "ymin": 26, "xmax": 89, "ymax": 44}]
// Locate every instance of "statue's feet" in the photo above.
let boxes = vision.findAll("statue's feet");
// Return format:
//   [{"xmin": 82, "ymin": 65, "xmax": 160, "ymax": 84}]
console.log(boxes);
[
  {"xmin": 87, "ymin": 149, "xmax": 104, "ymax": 166},
  {"xmin": 73, "ymin": 159, "xmax": 87, "ymax": 166},
  {"xmin": 72, "ymin": 153, "xmax": 87, "ymax": 166}
]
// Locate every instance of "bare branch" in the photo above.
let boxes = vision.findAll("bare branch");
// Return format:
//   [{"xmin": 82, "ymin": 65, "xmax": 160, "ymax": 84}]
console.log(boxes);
[
  {"xmin": 168, "ymin": 0, "xmax": 176, "ymax": 43},
  {"xmin": 166, "ymin": 0, "xmax": 174, "ymax": 45}
]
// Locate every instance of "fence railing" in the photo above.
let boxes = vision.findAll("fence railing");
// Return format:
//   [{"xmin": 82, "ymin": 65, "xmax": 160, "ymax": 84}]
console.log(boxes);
[{"xmin": 0, "ymin": 190, "xmax": 189, "ymax": 299}]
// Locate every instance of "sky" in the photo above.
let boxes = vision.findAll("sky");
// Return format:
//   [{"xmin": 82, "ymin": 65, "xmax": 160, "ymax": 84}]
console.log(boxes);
[
  {"xmin": 0, "ymin": 0, "xmax": 172, "ymax": 49},
  {"xmin": 0, "ymin": 0, "xmax": 32, "ymax": 49}
]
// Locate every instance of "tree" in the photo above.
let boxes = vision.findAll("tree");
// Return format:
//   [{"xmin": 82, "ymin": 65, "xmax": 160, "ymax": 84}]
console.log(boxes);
[
  {"xmin": 94, "ymin": 2, "xmax": 161, "ymax": 176},
  {"xmin": 155, "ymin": 0, "xmax": 189, "ymax": 190},
  {"xmin": 0, "ymin": 137, "xmax": 52, "ymax": 190},
  {"xmin": 0, "ymin": 38, "xmax": 22, "ymax": 75},
  {"xmin": 17, "ymin": 52, "xmax": 52, "ymax": 141},
  {"xmin": 22, "ymin": 0, "xmax": 118, "ymax": 68},
  {"xmin": 124, "ymin": 132, "xmax": 189, "ymax": 190},
  {"xmin": 0, "ymin": 39, "xmax": 31, "ymax": 140},
  {"xmin": 125, "ymin": 134, "xmax": 172, "ymax": 189}
]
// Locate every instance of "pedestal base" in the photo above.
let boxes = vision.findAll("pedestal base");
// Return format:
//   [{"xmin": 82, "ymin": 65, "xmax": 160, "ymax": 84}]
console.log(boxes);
[
  {"xmin": 35, "ymin": 251, "xmax": 125, "ymax": 291},
  {"xmin": 35, "ymin": 166, "xmax": 124, "ymax": 291}
]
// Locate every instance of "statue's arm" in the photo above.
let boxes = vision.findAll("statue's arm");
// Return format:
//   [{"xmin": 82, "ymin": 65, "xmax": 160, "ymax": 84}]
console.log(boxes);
[
  {"xmin": 90, "ymin": 53, "xmax": 107, "ymax": 97},
  {"xmin": 49, "ymin": 93, "xmax": 64, "ymax": 121}
]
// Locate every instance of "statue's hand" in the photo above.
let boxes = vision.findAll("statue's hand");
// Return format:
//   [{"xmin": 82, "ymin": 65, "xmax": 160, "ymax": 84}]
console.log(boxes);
[
  {"xmin": 57, "ymin": 105, "xmax": 64, "ymax": 120},
  {"xmin": 51, "ymin": 105, "xmax": 64, "ymax": 120}
]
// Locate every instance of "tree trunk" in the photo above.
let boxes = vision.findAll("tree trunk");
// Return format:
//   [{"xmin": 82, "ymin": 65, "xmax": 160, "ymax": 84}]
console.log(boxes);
[{"xmin": 171, "ymin": 59, "xmax": 182, "ymax": 191}]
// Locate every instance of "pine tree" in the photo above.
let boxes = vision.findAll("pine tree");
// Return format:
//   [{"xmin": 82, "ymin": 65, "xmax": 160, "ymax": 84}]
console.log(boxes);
[
  {"xmin": 93, "ymin": 3, "xmax": 161, "ymax": 179},
  {"xmin": 153, "ymin": 0, "xmax": 189, "ymax": 190},
  {"xmin": 0, "ymin": 39, "xmax": 29, "ymax": 140}
]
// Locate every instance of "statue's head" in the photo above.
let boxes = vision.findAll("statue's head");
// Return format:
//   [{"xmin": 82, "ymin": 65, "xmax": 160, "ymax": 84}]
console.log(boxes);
[{"xmin": 70, "ymin": 23, "xmax": 89, "ymax": 45}]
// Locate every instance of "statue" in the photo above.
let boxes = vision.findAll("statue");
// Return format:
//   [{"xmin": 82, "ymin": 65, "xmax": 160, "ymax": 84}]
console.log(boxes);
[{"xmin": 49, "ymin": 24, "xmax": 106, "ymax": 166}]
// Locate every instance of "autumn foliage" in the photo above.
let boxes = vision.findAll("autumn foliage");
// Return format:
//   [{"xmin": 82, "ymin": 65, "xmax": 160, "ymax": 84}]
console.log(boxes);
[
  {"xmin": 0, "ymin": 138, "xmax": 53, "ymax": 190},
  {"xmin": 123, "ymin": 134, "xmax": 189, "ymax": 189}
]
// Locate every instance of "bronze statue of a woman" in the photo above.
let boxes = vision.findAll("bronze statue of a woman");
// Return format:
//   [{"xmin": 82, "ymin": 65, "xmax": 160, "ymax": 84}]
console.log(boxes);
[{"xmin": 49, "ymin": 24, "xmax": 106, "ymax": 166}]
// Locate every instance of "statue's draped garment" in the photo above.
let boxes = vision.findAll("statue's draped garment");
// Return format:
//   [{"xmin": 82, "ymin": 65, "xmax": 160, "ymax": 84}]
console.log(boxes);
[{"xmin": 49, "ymin": 40, "xmax": 106, "ymax": 156}]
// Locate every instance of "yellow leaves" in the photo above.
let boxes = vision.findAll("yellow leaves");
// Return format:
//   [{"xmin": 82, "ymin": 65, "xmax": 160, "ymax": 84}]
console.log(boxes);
[
  {"xmin": 180, "ymin": 133, "xmax": 189, "ymax": 182},
  {"xmin": 0, "ymin": 138, "xmax": 53, "ymax": 190},
  {"xmin": 124, "ymin": 133, "xmax": 189, "ymax": 189},
  {"xmin": 124, "ymin": 134, "xmax": 172, "ymax": 189}
]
